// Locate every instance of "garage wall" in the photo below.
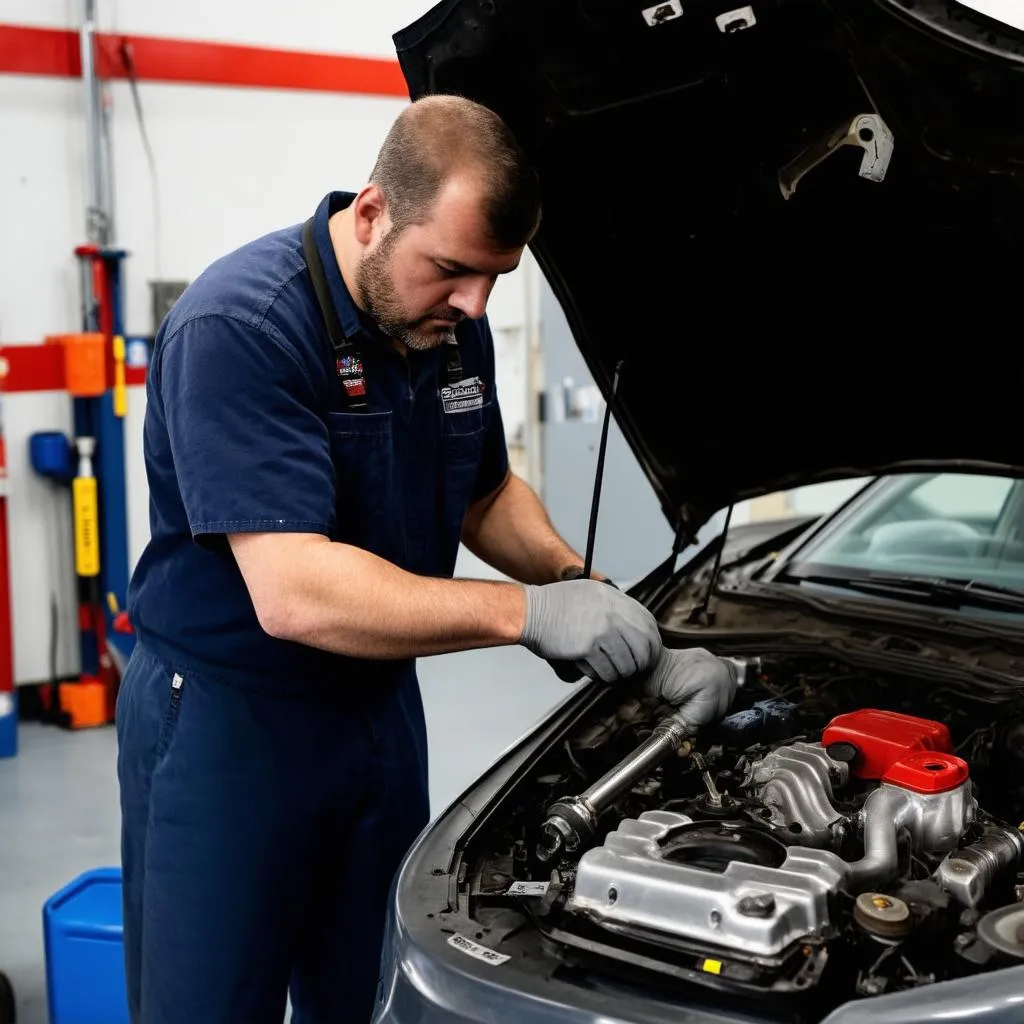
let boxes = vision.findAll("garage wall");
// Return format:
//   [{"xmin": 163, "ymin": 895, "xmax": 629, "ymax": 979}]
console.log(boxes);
[
  {"xmin": 0, "ymin": 0, "xmax": 535, "ymax": 682},
  {"xmin": 0, "ymin": 0, "xmax": 532, "ymax": 342}
]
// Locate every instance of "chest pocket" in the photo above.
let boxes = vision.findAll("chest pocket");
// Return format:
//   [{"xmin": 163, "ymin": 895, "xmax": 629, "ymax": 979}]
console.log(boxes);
[{"xmin": 327, "ymin": 410, "xmax": 404, "ymax": 565}]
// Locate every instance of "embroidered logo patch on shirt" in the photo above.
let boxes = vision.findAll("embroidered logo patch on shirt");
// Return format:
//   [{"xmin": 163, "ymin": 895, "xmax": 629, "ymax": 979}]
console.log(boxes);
[
  {"xmin": 336, "ymin": 354, "xmax": 366, "ymax": 397},
  {"xmin": 441, "ymin": 376, "xmax": 485, "ymax": 414}
]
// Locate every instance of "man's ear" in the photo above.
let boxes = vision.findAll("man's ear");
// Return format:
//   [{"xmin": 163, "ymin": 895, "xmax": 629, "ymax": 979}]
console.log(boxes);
[{"xmin": 352, "ymin": 184, "xmax": 388, "ymax": 246}]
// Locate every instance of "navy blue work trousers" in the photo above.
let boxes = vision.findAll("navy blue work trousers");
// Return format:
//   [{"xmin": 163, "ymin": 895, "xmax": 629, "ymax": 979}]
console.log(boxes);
[{"xmin": 115, "ymin": 642, "xmax": 430, "ymax": 1024}]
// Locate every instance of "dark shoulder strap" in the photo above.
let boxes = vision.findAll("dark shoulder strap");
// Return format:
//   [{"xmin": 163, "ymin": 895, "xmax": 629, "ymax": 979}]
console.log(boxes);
[
  {"xmin": 301, "ymin": 218, "xmax": 347, "ymax": 354},
  {"xmin": 301, "ymin": 215, "xmax": 465, "ymax": 405},
  {"xmin": 444, "ymin": 340, "xmax": 463, "ymax": 386},
  {"xmin": 301, "ymin": 217, "xmax": 367, "ymax": 411}
]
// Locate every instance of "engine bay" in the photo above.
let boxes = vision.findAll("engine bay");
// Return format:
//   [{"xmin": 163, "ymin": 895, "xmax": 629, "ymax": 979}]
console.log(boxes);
[{"xmin": 454, "ymin": 651, "xmax": 1024, "ymax": 1021}]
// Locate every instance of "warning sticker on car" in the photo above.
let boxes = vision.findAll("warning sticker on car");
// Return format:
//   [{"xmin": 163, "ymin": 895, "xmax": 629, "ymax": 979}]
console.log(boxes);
[
  {"xmin": 440, "ymin": 376, "xmax": 485, "ymax": 414},
  {"xmin": 506, "ymin": 880, "xmax": 550, "ymax": 897},
  {"xmin": 447, "ymin": 933, "xmax": 510, "ymax": 966}
]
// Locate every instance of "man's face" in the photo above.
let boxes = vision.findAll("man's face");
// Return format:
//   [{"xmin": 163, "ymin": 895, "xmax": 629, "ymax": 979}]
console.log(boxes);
[{"xmin": 355, "ymin": 175, "xmax": 525, "ymax": 351}]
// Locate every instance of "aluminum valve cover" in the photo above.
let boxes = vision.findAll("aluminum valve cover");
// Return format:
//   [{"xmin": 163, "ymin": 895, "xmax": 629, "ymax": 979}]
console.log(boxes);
[{"xmin": 568, "ymin": 810, "xmax": 845, "ymax": 958}]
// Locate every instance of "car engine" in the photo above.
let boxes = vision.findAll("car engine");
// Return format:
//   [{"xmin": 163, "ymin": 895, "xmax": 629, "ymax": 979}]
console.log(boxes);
[{"xmin": 463, "ymin": 654, "xmax": 1024, "ymax": 1019}]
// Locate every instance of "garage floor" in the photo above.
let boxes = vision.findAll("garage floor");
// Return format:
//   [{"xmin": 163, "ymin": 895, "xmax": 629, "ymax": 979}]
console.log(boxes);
[{"xmin": 0, "ymin": 551, "xmax": 569, "ymax": 1024}]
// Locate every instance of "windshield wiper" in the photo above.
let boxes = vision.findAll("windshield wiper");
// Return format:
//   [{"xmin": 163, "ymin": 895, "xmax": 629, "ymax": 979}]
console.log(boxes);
[{"xmin": 786, "ymin": 572, "xmax": 1024, "ymax": 613}]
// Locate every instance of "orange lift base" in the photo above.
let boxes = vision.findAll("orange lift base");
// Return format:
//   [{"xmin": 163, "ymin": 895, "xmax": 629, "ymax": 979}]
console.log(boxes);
[{"xmin": 56, "ymin": 679, "xmax": 110, "ymax": 730}]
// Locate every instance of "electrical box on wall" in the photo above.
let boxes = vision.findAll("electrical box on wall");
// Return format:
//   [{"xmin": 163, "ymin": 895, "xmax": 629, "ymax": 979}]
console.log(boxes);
[{"xmin": 148, "ymin": 281, "xmax": 189, "ymax": 336}]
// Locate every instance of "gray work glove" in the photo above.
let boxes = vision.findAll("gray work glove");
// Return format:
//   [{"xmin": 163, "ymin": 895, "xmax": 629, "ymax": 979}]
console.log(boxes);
[
  {"xmin": 519, "ymin": 580, "xmax": 662, "ymax": 683},
  {"xmin": 641, "ymin": 647, "xmax": 738, "ymax": 733}
]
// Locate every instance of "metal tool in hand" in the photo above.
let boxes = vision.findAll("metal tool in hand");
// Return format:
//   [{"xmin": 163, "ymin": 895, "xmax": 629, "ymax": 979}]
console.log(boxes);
[{"xmin": 537, "ymin": 709, "xmax": 695, "ymax": 862}]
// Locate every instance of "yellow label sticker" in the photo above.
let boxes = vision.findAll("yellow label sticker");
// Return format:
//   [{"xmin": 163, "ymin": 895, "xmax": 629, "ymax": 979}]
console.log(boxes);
[{"xmin": 702, "ymin": 959, "xmax": 723, "ymax": 975}]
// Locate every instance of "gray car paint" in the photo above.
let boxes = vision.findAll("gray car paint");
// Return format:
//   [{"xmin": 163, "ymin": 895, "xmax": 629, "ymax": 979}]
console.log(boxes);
[{"xmin": 374, "ymin": 936, "xmax": 1024, "ymax": 1024}]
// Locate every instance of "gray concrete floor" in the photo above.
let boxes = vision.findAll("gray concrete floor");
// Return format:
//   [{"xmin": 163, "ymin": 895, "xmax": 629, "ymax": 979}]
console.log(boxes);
[{"xmin": 0, "ymin": 550, "xmax": 568, "ymax": 1023}]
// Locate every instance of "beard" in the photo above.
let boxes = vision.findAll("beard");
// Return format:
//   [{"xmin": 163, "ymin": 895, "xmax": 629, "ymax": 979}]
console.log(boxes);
[{"xmin": 356, "ymin": 236, "xmax": 463, "ymax": 351}]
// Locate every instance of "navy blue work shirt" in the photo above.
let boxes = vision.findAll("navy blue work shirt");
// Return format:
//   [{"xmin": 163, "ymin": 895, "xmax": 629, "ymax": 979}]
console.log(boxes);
[{"xmin": 127, "ymin": 192, "xmax": 510, "ymax": 693}]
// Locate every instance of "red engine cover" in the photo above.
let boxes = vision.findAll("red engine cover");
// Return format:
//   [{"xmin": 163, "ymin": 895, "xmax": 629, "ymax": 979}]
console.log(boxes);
[
  {"xmin": 881, "ymin": 750, "xmax": 969, "ymax": 794},
  {"xmin": 822, "ymin": 709, "xmax": 954, "ymax": 780}
]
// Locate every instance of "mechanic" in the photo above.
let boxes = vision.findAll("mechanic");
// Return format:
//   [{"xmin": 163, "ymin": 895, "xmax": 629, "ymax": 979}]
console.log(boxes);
[{"xmin": 116, "ymin": 94, "xmax": 739, "ymax": 1024}]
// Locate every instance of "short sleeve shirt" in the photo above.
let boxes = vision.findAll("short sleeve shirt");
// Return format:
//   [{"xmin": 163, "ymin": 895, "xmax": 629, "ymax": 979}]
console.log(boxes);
[{"xmin": 127, "ymin": 192, "xmax": 509, "ymax": 690}]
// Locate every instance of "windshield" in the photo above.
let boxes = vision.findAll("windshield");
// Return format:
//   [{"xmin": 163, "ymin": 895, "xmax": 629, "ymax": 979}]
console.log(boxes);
[
  {"xmin": 954, "ymin": 0, "xmax": 1024, "ymax": 32},
  {"xmin": 782, "ymin": 472, "xmax": 1024, "ymax": 597}
]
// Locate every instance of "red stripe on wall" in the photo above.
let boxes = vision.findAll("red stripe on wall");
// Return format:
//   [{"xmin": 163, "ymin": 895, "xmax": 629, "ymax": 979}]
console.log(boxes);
[
  {"xmin": 0, "ymin": 345, "xmax": 148, "ymax": 394},
  {"xmin": 0, "ymin": 23, "xmax": 409, "ymax": 97},
  {"xmin": 0, "ymin": 345, "xmax": 65, "ymax": 393},
  {"xmin": 0, "ymin": 24, "xmax": 80, "ymax": 76}
]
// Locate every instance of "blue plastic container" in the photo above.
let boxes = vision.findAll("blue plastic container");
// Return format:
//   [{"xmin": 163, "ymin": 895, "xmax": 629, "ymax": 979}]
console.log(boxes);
[
  {"xmin": 43, "ymin": 867, "xmax": 129, "ymax": 1024},
  {"xmin": 0, "ymin": 688, "xmax": 17, "ymax": 758},
  {"xmin": 28, "ymin": 431, "xmax": 73, "ymax": 482}
]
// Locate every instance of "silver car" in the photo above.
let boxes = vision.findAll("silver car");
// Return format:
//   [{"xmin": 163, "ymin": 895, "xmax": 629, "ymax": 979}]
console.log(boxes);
[{"xmin": 375, "ymin": 2, "xmax": 1024, "ymax": 1021}]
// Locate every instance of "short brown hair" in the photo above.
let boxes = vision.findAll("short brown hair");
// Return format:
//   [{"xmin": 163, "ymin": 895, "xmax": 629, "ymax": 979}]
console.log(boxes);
[{"xmin": 369, "ymin": 94, "xmax": 541, "ymax": 250}]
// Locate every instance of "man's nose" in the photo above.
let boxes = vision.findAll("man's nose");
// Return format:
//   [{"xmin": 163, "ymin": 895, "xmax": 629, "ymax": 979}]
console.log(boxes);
[{"xmin": 449, "ymin": 277, "xmax": 493, "ymax": 321}]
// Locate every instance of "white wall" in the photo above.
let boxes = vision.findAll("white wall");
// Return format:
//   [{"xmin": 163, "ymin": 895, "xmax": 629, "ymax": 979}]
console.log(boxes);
[
  {"xmin": 1, "ymin": 0, "xmax": 534, "ymax": 682},
  {"xmin": 1, "ymin": 0, "xmax": 530, "ymax": 341},
  {"xmin": 789, "ymin": 478, "xmax": 870, "ymax": 516}
]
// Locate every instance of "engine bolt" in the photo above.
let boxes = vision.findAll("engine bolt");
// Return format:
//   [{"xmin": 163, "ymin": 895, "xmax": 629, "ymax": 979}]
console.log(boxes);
[{"xmin": 738, "ymin": 893, "xmax": 777, "ymax": 918}]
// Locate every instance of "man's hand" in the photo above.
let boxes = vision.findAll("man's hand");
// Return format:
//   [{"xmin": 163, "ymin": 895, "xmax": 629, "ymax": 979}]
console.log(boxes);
[
  {"xmin": 641, "ymin": 647, "xmax": 738, "ymax": 733},
  {"xmin": 547, "ymin": 565, "xmax": 615, "ymax": 682},
  {"xmin": 518, "ymin": 579, "xmax": 662, "ymax": 683}
]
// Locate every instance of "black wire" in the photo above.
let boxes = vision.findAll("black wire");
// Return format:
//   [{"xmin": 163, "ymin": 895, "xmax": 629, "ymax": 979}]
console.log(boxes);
[
  {"xmin": 120, "ymin": 41, "xmax": 162, "ymax": 279},
  {"xmin": 563, "ymin": 740, "xmax": 589, "ymax": 781}
]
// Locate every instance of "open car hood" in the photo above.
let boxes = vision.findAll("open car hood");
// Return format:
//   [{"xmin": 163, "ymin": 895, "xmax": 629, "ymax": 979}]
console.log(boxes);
[{"xmin": 394, "ymin": 0, "xmax": 1024, "ymax": 541}]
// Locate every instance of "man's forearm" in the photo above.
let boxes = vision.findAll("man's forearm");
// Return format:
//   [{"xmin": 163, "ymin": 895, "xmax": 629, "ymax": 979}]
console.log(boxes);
[
  {"xmin": 230, "ymin": 532, "xmax": 526, "ymax": 659},
  {"xmin": 461, "ymin": 472, "xmax": 594, "ymax": 585}
]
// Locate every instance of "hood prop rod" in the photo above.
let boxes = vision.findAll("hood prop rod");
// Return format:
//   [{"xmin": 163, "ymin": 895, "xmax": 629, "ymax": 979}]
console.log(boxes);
[
  {"xmin": 690, "ymin": 502, "xmax": 734, "ymax": 627},
  {"xmin": 547, "ymin": 360, "xmax": 625, "ymax": 685},
  {"xmin": 581, "ymin": 360, "xmax": 624, "ymax": 581}
]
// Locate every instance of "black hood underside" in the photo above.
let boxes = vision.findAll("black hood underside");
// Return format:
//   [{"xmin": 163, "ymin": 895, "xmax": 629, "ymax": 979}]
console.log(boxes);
[{"xmin": 394, "ymin": 0, "xmax": 1024, "ymax": 540}]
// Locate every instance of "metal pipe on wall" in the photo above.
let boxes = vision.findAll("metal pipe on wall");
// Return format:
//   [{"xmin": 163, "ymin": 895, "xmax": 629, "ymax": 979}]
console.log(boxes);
[
  {"xmin": 79, "ymin": 0, "xmax": 110, "ymax": 246},
  {"xmin": 101, "ymin": 81, "xmax": 117, "ymax": 245}
]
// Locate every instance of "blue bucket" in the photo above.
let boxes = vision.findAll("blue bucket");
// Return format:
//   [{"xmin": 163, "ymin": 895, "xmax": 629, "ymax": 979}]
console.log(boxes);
[
  {"xmin": 43, "ymin": 867, "xmax": 129, "ymax": 1024},
  {"xmin": 0, "ymin": 689, "xmax": 16, "ymax": 758}
]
